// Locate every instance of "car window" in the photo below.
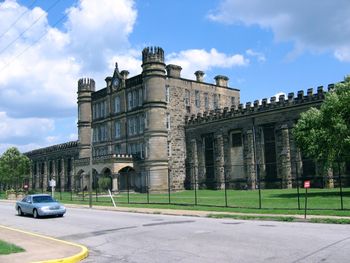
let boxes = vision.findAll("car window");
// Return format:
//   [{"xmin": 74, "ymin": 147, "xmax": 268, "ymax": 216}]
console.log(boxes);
[{"xmin": 33, "ymin": 196, "xmax": 55, "ymax": 203}]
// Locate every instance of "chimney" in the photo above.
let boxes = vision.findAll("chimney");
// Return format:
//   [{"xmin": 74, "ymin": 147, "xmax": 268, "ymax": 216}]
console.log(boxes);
[
  {"xmin": 120, "ymin": 70, "xmax": 129, "ymax": 80},
  {"xmin": 194, "ymin": 71, "xmax": 205, "ymax": 82},
  {"xmin": 166, "ymin": 64, "xmax": 182, "ymax": 78},
  {"xmin": 214, "ymin": 75, "xmax": 229, "ymax": 87}
]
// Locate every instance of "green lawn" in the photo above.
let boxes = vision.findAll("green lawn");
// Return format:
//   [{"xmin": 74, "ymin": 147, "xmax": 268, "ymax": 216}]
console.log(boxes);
[
  {"xmin": 2, "ymin": 188, "xmax": 349, "ymax": 217},
  {"xmin": 0, "ymin": 240, "xmax": 25, "ymax": 255},
  {"xmin": 45, "ymin": 188, "xmax": 350, "ymax": 217}
]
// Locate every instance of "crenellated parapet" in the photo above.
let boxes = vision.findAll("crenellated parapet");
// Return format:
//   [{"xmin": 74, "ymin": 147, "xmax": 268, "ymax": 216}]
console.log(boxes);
[
  {"xmin": 78, "ymin": 78, "xmax": 95, "ymax": 92},
  {"xmin": 186, "ymin": 84, "xmax": 331, "ymax": 125},
  {"xmin": 142, "ymin": 46, "xmax": 164, "ymax": 65}
]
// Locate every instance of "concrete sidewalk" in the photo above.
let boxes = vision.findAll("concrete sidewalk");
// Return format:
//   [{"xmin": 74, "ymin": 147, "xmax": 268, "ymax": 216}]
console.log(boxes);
[{"xmin": 0, "ymin": 225, "xmax": 88, "ymax": 263}]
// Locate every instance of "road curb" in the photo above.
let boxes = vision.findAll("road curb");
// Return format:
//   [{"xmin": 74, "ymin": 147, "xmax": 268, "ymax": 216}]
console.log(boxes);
[{"xmin": 0, "ymin": 225, "xmax": 89, "ymax": 263}]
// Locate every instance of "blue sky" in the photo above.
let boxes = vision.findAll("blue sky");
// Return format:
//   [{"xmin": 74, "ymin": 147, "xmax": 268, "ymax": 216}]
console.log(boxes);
[{"xmin": 0, "ymin": 0, "xmax": 349, "ymax": 154}]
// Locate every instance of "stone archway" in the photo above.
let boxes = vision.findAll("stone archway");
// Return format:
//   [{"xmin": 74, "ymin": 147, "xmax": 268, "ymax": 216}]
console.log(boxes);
[{"xmin": 118, "ymin": 166, "xmax": 142, "ymax": 192}]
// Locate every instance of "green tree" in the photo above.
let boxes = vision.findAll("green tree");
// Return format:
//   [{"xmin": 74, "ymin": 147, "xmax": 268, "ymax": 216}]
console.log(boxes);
[
  {"xmin": 293, "ymin": 76, "xmax": 350, "ymax": 166},
  {"xmin": 0, "ymin": 147, "xmax": 31, "ymax": 190}
]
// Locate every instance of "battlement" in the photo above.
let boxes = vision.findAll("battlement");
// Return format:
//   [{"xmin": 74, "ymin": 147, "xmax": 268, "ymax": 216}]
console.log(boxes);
[
  {"xmin": 142, "ymin": 46, "xmax": 164, "ymax": 65},
  {"xmin": 78, "ymin": 78, "xmax": 95, "ymax": 92},
  {"xmin": 186, "ymin": 84, "xmax": 333, "ymax": 125}
]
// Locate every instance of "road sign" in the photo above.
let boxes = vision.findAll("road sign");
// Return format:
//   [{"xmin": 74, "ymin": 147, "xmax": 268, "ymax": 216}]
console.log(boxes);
[
  {"xmin": 49, "ymin": 179, "xmax": 56, "ymax": 187},
  {"xmin": 304, "ymin": 180, "xmax": 310, "ymax": 188}
]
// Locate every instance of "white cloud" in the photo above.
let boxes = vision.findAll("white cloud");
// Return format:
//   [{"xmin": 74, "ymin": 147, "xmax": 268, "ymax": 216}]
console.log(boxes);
[
  {"xmin": 0, "ymin": 111, "xmax": 54, "ymax": 142},
  {"xmin": 0, "ymin": 0, "xmax": 137, "ymax": 153},
  {"xmin": 166, "ymin": 48, "xmax": 248, "ymax": 80},
  {"xmin": 246, "ymin": 49, "xmax": 266, "ymax": 62},
  {"xmin": 209, "ymin": 0, "xmax": 350, "ymax": 61}
]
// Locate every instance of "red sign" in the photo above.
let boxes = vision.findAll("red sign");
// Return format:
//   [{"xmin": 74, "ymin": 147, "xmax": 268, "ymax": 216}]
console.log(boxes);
[{"xmin": 304, "ymin": 180, "xmax": 311, "ymax": 188}]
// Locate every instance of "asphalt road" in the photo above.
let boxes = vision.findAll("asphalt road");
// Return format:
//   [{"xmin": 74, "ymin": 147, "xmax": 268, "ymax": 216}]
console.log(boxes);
[{"xmin": 1, "ymin": 202, "xmax": 350, "ymax": 263}]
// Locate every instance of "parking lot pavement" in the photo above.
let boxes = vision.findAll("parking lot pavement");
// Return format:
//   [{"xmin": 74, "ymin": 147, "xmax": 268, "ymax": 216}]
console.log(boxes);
[{"xmin": 0, "ymin": 225, "xmax": 88, "ymax": 263}]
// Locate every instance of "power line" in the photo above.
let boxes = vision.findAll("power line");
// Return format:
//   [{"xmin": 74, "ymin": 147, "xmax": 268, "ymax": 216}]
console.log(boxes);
[
  {"xmin": 0, "ymin": 0, "xmax": 38, "ymax": 41},
  {"xmin": 0, "ymin": 0, "xmax": 61, "ymax": 56},
  {"xmin": 0, "ymin": 12, "xmax": 68, "ymax": 73}
]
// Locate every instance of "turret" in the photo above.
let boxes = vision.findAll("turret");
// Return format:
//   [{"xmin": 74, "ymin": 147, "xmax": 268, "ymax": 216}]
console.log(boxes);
[
  {"xmin": 77, "ymin": 78, "xmax": 95, "ymax": 159},
  {"xmin": 141, "ymin": 46, "xmax": 168, "ymax": 191}
]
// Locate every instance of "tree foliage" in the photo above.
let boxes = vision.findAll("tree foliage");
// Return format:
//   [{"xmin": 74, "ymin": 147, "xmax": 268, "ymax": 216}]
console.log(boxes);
[
  {"xmin": 0, "ymin": 147, "xmax": 31, "ymax": 189},
  {"xmin": 293, "ymin": 76, "xmax": 350, "ymax": 165}
]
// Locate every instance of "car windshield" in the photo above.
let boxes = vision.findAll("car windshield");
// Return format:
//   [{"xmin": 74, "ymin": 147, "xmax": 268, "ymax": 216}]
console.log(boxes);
[{"xmin": 32, "ymin": 196, "xmax": 55, "ymax": 203}]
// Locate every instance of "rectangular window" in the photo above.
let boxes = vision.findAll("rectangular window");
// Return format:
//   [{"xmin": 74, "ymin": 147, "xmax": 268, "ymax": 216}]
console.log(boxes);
[
  {"xmin": 213, "ymin": 94, "xmax": 219, "ymax": 109},
  {"xmin": 115, "ymin": 144, "xmax": 121, "ymax": 154},
  {"xmin": 231, "ymin": 97, "xmax": 236, "ymax": 108},
  {"xmin": 204, "ymin": 93, "xmax": 209, "ymax": 110},
  {"xmin": 184, "ymin": 90, "xmax": 190, "ymax": 106},
  {"xmin": 138, "ymin": 89, "xmax": 143, "ymax": 106},
  {"xmin": 195, "ymin": 90, "xmax": 200, "ymax": 108},
  {"xmin": 165, "ymin": 85, "xmax": 170, "ymax": 103},
  {"xmin": 231, "ymin": 132, "xmax": 242, "ymax": 147},
  {"xmin": 167, "ymin": 141, "xmax": 172, "ymax": 157},
  {"xmin": 114, "ymin": 96, "xmax": 120, "ymax": 113},
  {"xmin": 128, "ymin": 92, "xmax": 132, "ymax": 110},
  {"xmin": 115, "ymin": 121, "xmax": 121, "ymax": 138},
  {"xmin": 133, "ymin": 90, "xmax": 137, "ymax": 108},
  {"xmin": 166, "ymin": 113, "xmax": 171, "ymax": 130}
]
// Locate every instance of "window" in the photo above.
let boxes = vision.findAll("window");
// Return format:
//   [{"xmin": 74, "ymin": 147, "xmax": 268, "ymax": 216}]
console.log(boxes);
[
  {"xmin": 204, "ymin": 93, "xmax": 209, "ymax": 110},
  {"xmin": 115, "ymin": 144, "xmax": 121, "ymax": 154},
  {"xmin": 213, "ymin": 94, "xmax": 219, "ymax": 109},
  {"xmin": 165, "ymin": 85, "xmax": 170, "ymax": 103},
  {"xmin": 128, "ymin": 92, "xmax": 132, "ymax": 110},
  {"xmin": 184, "ymin": 89, "xmax": 190, "ymax": 106},
  {"xmin": 167, "ymin": 142, "xmax": 172, "ymax": 157},
  {"xmin": 115, "ymin": 121, "xmax": 121, "ymax": 138},
  {"xmin": 231, "ymin": 132, "xmax": 242, "ymax": 147},
  {"xmin": 195, "ymin": 90, "xmax": 200, "ymax": 108},
  {"xmin": 138, "ymin": 89, "xmax": 143, "ymax": 106},
  {"xmin": 166, "ymin": 113, "xmax": 171, "ymax": 130},
  {"xmin": 141, "ymin": 113, "xmax": 145, "ymax": 132},
  {"xmin": 114, "ymin": 96, "xmax": 120, "ymax": 113},
  {"xmin": 231, "ymin": 97, "xmax": 236, "ymax": 108},
  {"xmin": 133, "ymin": 90, "xmax": 137, "ymax": 108}
]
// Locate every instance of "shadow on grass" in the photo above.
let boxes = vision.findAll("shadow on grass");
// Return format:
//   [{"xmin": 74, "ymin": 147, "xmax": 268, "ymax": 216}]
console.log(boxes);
[{"xmin": 271, "ymin": 190, "xmax": 350, "ymax": 198}]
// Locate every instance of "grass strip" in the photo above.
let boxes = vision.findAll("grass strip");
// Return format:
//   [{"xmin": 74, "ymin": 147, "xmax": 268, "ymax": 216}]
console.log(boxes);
[
  {"xmin": 0, "ymin": 240, "xmax": 25, "ymax": 255},
  {"xmin": 207, "ymin": 213, "xmax": 296, "ymax": 222},
  {"xmin": 309, "ymin": 218, "xmax": 350, "ymax": 224}
]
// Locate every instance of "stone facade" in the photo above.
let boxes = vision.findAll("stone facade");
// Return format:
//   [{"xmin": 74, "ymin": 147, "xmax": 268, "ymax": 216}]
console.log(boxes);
[{"xmin": 25, "ymin": 47, "xmax": 346, "ymax": 192}]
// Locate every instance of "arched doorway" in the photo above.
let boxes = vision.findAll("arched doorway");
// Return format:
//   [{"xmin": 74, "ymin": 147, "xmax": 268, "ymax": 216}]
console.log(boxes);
[{"xmin": 118, "ymin": 166, "xmax": 142, "ymax": 192}]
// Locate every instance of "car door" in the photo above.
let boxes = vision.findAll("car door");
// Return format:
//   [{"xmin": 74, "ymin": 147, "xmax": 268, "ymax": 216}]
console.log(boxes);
[{"xmin": 21, "ymin": 196, "xmax": 32, "ymax": 214}]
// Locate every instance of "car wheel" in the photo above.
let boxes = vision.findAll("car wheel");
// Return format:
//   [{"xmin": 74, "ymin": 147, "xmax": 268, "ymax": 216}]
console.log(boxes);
[
  {"xmin": 57, "ymin": 214, "xmax": 64, "ymax": 217},
  {"xmin": 33, "ymin": 209, "xmax": 39, "ymax": 219},
  {"xmin": 17, "ymin": 207, "xmax": 23, "ymax": 216}
]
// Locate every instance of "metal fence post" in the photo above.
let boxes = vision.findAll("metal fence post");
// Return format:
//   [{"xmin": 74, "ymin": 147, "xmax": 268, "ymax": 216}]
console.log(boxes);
[
  {"xmin": 296, "ymin": 162, "xmax": 301, "ymax": 210},
  {"xmin": 194, "ymin": 165, "xmax": 198, "ymax": 206},
  {"xmin": 224, "ymin": 169, "xmax": 228, "ymax": 207},
  {"xmin": 338, "ymin": 162, "xmax": 344, "ymax": 210},
  {"xmin": 127, "ymin": 172, "xmax": 130, "ymax": 204},
  {"xmin": 168, "ymin": 168, "xmax": 171, "ymax": 204},
  {"xmin": 147, "ymin": 170, "xmax": 150, "ymax": 204}
]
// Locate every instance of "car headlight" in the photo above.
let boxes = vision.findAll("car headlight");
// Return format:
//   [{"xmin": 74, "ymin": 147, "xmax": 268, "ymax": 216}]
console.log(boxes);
[{"xmin": 40, "ymin": 206, "xmax": 50, "ymax": 211}]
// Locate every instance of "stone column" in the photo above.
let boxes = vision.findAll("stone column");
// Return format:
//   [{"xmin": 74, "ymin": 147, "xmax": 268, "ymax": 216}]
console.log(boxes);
[
  {"xmin": 215, "ymin": 135, "xmax": 225, "ymax": 189},
  {"xmin": 326, "ymin": 167, "xmax": 334, "ymax": 188},
  {"xmin": 61, "ymin": 158, "xmax": 66, "ymax": 191},
  {"xmin": 112, "ymin": 175, "xmax": 119, "ymax": 191},
  {"xmin": 280, "ymin": 124, "xmax": 292, "ymax": 188},
  {"xmin": 28, "ymin": 164, "xmax": 33, "ymax": 190},
  {"xmin": 191, "ymin": 139, "xmax": 198, "ymax": 190},
  {"xmin": 198, "ymin": 139, "xmax": 205, "ymax": 184},
  {"xmin": 43, "ymin": 160, "xmax": 48, "ymax": 192},
  {"xmin": 245, "ymin": 130, "xmax": 256, "ymax": 189},
  {"xmin": 35, "ymin": 162, "xmax": 40, "ymax": 190},
  {"xmin": 70, "ymin": 157, "xmax": 75, "ymax": 191}
]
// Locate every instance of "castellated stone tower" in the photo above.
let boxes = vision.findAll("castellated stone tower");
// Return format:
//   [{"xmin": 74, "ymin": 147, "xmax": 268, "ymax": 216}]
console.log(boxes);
[
  {"xmin": 77, "ymin": 78, "xmax": 95, "ymax": 159},
  {"xmin": 142, "ymin": 47, "xmax": 169, "ymax": 191}
]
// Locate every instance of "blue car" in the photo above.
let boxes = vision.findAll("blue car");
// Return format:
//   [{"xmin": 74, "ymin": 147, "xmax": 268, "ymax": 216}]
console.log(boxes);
[{"xmin": 15, "ymin": 194, "xmax": 66, "ymax": 218}]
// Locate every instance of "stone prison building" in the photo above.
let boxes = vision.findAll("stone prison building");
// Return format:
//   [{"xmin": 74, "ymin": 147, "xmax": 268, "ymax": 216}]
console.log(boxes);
[{"xmin": 24, "ymin": 47, "xmax": 350, "ymax": 193}]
